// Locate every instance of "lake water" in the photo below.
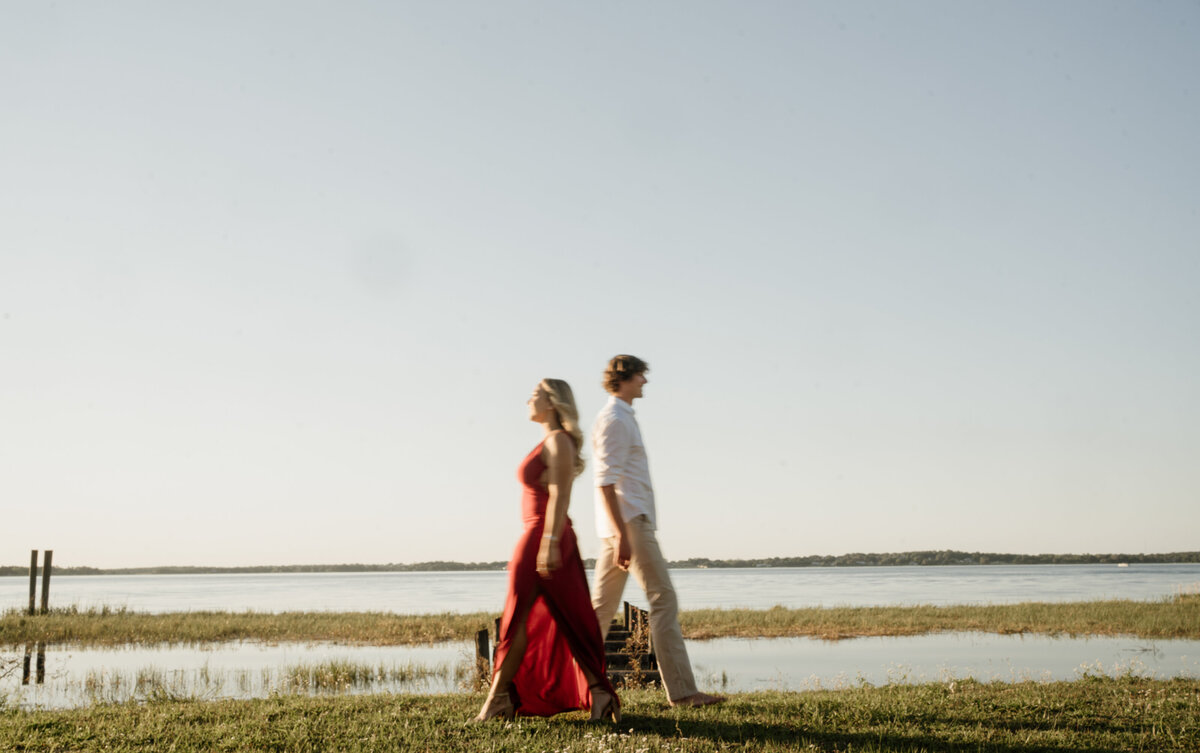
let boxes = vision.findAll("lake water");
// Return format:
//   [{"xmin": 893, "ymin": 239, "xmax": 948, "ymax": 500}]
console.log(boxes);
[
  {"xmin": 4, "ymin": 563, "xmax": 1198, "ymax": 615},
  {"xmin": 5, "ymin": 633, "xmax": 1198, "ymax": 710},
  {"xmin": 688, "ymin": 633, "xmax": 1200, "ymax": 691}
]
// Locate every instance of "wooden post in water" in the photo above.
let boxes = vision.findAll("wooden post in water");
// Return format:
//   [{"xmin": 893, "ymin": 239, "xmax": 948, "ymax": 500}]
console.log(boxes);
[
  {"xmin": 40, "ymin": 550, "xmax": 53, "ymax": 614},
  {"xmin": 35, "ymin": 641, "xmax": 46, "ymax": 684},
  {"xmin": 28, "ymin": 550, "xmax": 38, "ymax": 616},
  {"xmin": 474, "ymin": 628, "xmax": 491, "ymax": 686},
  {"xmin": 22, "ymin": 643, "xmax": 32, "ymax": 685},
  {"xmin": 475, "ymin": 629, "xmax": 490, "ymax": 660}
]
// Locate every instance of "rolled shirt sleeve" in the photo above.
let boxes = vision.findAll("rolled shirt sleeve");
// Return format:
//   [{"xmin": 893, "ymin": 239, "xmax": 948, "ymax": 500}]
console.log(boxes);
[
  {"xmin": 593, "ymin": 414, "xmax": 630, "ymax": 488},
  {"xmin": 592, "ymin": 396, "xmax": 656, "ymax": 537}
]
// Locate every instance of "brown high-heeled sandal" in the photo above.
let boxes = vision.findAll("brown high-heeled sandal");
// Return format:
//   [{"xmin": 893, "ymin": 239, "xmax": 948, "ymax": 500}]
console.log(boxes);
[
  {"xmin": 473, "ymin": 690, "xmax": 515, "ymax": 722},
  {"xmin": 589, "ymin": 685, "xmax": 621, "ymax": 723}
]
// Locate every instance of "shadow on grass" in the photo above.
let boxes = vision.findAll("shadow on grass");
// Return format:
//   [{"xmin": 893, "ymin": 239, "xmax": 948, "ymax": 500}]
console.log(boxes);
[{"xmin": 620, "ymin": 713, "xmax": 1131, "ymax": 753}]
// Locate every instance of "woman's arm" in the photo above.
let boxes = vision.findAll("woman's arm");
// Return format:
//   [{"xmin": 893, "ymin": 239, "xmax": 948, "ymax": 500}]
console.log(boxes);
[{"xmin": 537, "ymin": 431, "xmax": 575, "ymax": 578}]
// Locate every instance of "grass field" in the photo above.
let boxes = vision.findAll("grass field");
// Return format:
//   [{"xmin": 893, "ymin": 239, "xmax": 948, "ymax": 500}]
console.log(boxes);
[
  {"xmin": 2, "ymin": 678, "xmax": 1198, "ymax": 752},
  {"xmin": 3, "ymin": 593, "xmax": 1198, "ymax": 646}
]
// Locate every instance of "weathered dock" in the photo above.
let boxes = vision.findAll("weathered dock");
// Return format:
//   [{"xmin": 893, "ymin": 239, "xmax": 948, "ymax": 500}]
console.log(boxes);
[
  {"xmin": 603, "ymin": 601, "xmax": 660, "ymax": 688},
  {"xmin": 474, "ymin": 601, "xmax": 660, "ymax": 689}
]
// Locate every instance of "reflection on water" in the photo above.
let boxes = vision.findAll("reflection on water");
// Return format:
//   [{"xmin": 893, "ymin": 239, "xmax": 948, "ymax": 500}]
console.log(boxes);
[
  {"xmin": 21, "ymin": 642, "xmax": 47, "ymax": 685},
  {"xmin": 3, "ymin": 633, "xmax": 1199, "ymax": 710}
]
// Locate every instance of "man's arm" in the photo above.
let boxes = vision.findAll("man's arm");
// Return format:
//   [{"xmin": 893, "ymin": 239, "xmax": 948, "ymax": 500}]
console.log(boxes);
[
  {"xmin": 594, "ymin": 416, "xmax": 632, "ymax": 571},
  {"xmin": 597, "ymin": 484, "xmax": 631, "ymax": 570}
]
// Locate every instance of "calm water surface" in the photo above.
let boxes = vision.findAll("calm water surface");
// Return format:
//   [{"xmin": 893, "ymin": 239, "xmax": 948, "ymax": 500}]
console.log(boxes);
[
  {"xmin": 688, "ymin": 633, "xmax": 1200, "ymax": 691},
  {"xmin": 2, "ymin": 564, "xmax": 1197, "ymax": 614}
]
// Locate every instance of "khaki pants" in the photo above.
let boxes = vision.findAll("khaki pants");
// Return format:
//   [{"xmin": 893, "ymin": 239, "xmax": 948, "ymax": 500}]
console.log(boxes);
[{"xmin": 591, "ymin": 515, "xmax": 698, "ymax": 702}]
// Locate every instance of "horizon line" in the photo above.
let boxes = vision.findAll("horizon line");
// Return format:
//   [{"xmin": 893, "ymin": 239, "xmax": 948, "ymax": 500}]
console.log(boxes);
[{"xmin": 6, "ymin": 549, "xmax": 1199, "ymax": 574}]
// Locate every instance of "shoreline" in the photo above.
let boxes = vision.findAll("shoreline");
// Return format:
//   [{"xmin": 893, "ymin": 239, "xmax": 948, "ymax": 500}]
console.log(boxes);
[{"xmin": 3, "ymin": 550, "xmax": 1200, "ymax": 576}]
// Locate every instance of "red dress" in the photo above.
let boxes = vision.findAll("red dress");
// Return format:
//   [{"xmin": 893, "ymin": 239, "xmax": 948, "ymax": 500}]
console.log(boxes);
[{"xmin": 492, "ymin": 438, "xmax": 618, "ymax": 717}]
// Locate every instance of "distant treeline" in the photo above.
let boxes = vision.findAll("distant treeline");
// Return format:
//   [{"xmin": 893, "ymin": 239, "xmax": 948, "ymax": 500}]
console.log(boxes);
[
  {"xmin": 668, "ymin": 550, "xmax": 1200, "ymax": 568},
  {"xmin": 0, "ymin": 561, "xmax": 509, "ymax": 577},
  {"xmin": 2, "ymin": 550, "xmax": 1198, "ymax": 577}
]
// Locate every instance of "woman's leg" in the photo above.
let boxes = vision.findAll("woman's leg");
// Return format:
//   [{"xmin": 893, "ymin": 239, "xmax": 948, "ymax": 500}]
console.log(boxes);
[
  {"xmin": 478, "ymin": 588, "xmax": 537, "ymax": 717},
  {"xmin": 565, "ymin": 634, "xmax": 619, "ymax": 722},
  {"xmin": 572, "ymin": 654, "xmax": 601, "ymax": 687},
  {"xmin": 488, "ymin": 596, "xmax": 534, "ymax": 693}
]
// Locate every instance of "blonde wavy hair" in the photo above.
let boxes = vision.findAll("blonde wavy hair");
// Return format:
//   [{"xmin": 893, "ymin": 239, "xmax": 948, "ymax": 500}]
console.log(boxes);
[{"xmin": 541, "ymin": 378, "xmax": 585, "ymax": 477}]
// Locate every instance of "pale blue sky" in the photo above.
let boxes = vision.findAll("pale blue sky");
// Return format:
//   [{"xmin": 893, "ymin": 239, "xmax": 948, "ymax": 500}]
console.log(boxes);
[{"xmin": 2, "ymin": 2, "xmax": 1197, "ymax": 568}]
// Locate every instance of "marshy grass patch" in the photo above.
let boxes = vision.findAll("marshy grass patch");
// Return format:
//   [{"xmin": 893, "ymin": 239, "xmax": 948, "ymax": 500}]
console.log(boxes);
[
  {"xmin": 7, "ymin": 657, "xmax": 465, "ymax": 708},
  {"xmin": 679, "ymin": 594, "xmax": 1200, "ymax": 641},
  {"xmin": 0, "ymin": 606, "xmax": 498, "ymax": 647},
  {"xmin": 2, "ymin": 595, "xmax": 1197, "ymax": 649},
  {"xmin": 278, "ymin": 659, "xmax": 453, "ymax": 693}
]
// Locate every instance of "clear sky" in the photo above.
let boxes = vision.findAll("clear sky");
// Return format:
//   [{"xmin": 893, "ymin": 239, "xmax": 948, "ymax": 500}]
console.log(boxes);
[{"xmin": 2, "ymin": 2, "xmax": 1197, "ymax": 569}]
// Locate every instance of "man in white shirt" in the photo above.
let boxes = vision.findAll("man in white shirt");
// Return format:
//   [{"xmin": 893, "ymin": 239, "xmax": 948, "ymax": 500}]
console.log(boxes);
[{"xmin": 591, "ymin": 354, "xmax": 725, "ymax": 707}]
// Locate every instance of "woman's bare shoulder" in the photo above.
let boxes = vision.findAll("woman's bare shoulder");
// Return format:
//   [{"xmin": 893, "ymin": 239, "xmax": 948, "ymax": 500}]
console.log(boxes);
[{"xmin": 544, "ymin": 430, "xmax": 576, "ymax": 453}]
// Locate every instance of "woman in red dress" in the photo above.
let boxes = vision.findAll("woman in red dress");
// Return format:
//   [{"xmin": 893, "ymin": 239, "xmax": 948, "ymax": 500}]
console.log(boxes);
[{"xmin": 474, "ymin": 379, "xmax": 620, "ymax": 723}]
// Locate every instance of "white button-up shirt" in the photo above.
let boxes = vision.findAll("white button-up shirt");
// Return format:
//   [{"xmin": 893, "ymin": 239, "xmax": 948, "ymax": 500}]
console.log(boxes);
[{"xmin": 593, "ymin": 395, "xmax": 657, "ymax": 537}]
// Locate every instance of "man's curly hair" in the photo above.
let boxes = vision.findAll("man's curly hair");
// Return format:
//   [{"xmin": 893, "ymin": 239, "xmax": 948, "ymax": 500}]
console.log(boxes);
[{"xmin": 603, "ymin": 354, "xmax": 649, "ymax": 395}]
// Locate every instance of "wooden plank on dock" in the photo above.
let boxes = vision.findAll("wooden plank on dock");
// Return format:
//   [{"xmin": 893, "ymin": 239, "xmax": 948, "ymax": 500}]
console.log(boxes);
[{"xmin": 606, "ymin": 601, "xmax": 660, "ymax": 688}]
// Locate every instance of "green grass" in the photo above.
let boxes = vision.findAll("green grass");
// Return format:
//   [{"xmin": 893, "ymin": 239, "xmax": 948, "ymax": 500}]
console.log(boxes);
[
  {"xmin": 681, "ymin": 592, "xmax": 1200, "ymax": 640},
  {"xmin": 3, "ymin": 594, "xmax": 1198, "ymax": 647},
  {"xmin": 1, "ymin": 678, "xmax": 1198, "ymax": 751}
]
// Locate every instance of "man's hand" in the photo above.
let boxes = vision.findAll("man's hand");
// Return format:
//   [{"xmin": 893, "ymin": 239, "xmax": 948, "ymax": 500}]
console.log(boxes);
[
  {"xmin": 599, "ymin": 485, "xmax": 632, "ymax": 571},
  {"xmin": 614, "ymin": 534, "xmax": 631, "ymax": 571}
]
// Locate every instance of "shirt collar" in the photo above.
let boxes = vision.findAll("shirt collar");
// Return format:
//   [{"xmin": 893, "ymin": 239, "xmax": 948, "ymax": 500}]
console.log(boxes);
[{"xmin": 607, "ymin": 394, "xmax": 635, "ymax": 416}]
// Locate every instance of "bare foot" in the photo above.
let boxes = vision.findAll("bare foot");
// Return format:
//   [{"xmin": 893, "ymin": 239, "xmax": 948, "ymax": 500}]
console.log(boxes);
[{"xmin": 670, "ymin": 692, "xmax": 726, "ymax": 707}]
